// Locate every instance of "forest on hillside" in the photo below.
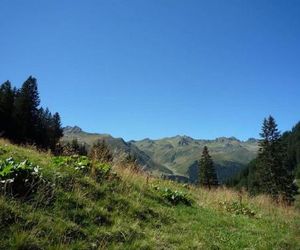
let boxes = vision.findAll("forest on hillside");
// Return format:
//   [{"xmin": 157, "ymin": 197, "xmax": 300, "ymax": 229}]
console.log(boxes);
[
  {"xmin": 0, "ymin": 77, "xmax": 63, "ymax": 150},
  {"xmin": 227, "ymin": 119, "xmax": 300, "ymax": 203}
]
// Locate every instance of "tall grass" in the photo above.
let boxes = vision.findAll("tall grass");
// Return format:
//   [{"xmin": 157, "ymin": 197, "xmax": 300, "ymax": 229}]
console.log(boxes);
[{"xmin": 0, "ymin": 139, "xmax": 299, "ymax": 249}]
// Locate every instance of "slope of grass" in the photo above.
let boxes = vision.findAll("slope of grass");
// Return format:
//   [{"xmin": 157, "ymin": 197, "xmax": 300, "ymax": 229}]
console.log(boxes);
[{"xmin": 0, "ymin": 139, "xmax": 299, "ymax": 250}]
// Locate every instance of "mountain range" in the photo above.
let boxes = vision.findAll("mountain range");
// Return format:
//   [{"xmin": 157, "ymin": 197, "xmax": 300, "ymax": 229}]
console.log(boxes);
[{"xmin": 62, "ymin": 126, "xmax": 259, "ymax": 183}]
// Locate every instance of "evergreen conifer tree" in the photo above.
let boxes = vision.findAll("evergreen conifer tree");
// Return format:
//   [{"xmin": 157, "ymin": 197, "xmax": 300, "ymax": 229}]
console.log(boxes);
[
  {"xmin": 49, "ymin": 112, "xmax": 63, "ymax": 151},
  {"xmin": 257, "ymin": 116, "xmax": 297, "ymax": 203},
  {"xmin": 13, "ymin": 76, "xmax": 40, "ymax": 143},
  {"xmin": 0, "ymin": 76, "xmax": 63, "ymax": 151},
  {"xmin": 0, "ymin": 81, "xmax": 15, "ymax": 137},
  {"xmin": 199, "ymin": 146, "xmax": 218, "ymax": 189}
]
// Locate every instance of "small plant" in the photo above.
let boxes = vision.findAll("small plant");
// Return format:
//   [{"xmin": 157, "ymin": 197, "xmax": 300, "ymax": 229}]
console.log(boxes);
[
  {"xmin": 52, "ymin": 155, "xmax": 112, "ymax": 183},
  {"xmin": 89, "ymin": 140, "xmax": 113, "ymax": 164},
  {"xmin": 93, "ymin": 162, "xmax": 112, "ymax": 182},
  {"xmin": 153, "ymin": 185, "xmax": 192, "ymax": 206},
  {"xmin": 52, "ymin": 155, "xmax": 91, "ymax": 173},
  {"xmin": 219, "ymin": 200, "xmax": 256, "ymax": 217},
  {"xmin": 0, "ymin": 157, "xmax": 43, "ymax": 198},
  {"xmin": 0, "ymin": 146, "xmax": 8, "ymax": 155}
]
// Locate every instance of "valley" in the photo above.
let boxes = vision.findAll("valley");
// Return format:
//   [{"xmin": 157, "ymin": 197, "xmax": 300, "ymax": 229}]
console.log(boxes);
[{"xmin": 63, "ymin": 126, "xmax": 259, "ymax": 182}]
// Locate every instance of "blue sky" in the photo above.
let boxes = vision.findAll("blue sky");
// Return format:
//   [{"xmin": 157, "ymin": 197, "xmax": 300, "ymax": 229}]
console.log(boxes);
[{"xmin": 1, "ymin": 0, "xmax": 299, "ymax": 141}]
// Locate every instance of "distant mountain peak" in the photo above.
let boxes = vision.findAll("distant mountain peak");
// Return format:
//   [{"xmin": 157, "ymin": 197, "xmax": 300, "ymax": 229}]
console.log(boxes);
[
  {"xmin": 246, "ymin": 138, "xmax": 259, "ymax": 143},
  {"xmin": 63, "ymin": 126, "xmax": 83, "ymax": 134},
  {"xmin": 215, "ymin": 137, "xmax": 240, "ymax": 143},
  {"xmin": 178, "ymin": 136, "xmax": 193, "ymax": 146}
]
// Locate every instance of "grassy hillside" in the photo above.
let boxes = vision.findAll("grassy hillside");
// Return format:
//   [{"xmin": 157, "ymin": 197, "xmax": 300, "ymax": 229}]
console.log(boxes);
[{"xmin": 0, "ymin": 139, "xmax": 299, "ymax": 249}]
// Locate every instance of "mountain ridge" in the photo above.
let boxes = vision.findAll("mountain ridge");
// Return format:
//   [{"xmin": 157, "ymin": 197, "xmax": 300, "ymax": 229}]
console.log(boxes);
[{"xmin": 62, "ymin": 126, "xmax": 259, "ymax": 182}]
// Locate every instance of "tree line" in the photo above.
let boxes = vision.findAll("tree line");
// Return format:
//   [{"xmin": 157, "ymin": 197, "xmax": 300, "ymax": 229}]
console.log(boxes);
[
  {"xmin": 226, "ymin": 116, "xmax": 298, "ymax": 203},
  {"xmin": 0, "ymin": 76, "xmax": 63, "ymax": 151}
]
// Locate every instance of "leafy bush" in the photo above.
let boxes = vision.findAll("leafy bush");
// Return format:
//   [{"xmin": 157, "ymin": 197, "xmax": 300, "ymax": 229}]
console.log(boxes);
[
  {"xmin": 89, "ymin": 140, "xmax": 113, "ymax": 164},
  {"xmin": 0, "ymin": 146, "xmax": 8, "ymax": 155},
  {"xmin": 93, "ymin": 163, "xmax": 112, "ymax": 182},
  {"xmin": 52, "ymin": 155, "xmax": 91, "ymax": 173},
  {"xmin": 52, "ymin": 156, "xmax": 112, "ymax": 183},
  {"xmin": 219, "ymin": 201, "xmax": 256, "ymax": 217},
  {"xmin": 153, "ymin": 185, "xmax": 192, "ymax": 206},
  {"xmin": 0, "ymin": 157, "xmax": 43, "ymax": 198}
]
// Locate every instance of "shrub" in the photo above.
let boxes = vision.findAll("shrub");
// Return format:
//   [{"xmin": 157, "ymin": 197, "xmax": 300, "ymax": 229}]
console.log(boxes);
[
  {"xmin": 60, "ymin": 139, "xmax": 88, "ymax": 156},
  {"xmin": 0, "ymin": 157, "xmax": 43, "ymax": 198},
  {"xmin": 153, "ymin": 185, "xmax": 192, "ymax": 206},
  {"xmin": 122, "ymin": 154, "xmax": 140, "ymax": 172},
  {"xmin": 0, "ymin": 146, "xmax": 8, "ymax": 155},
  {"xmin": 52, "ymin": 155, "xmax": 91, "ymax": 173},
  {"xmin": 52, "ymin": 155, "xmax": 112, "ymax": 183},
  {"xmin": 89, "ymin": 140, "xmax": 113, "ymax": 164},
  {"xmin": 93, "ymin": 163, "xmax": 111, "ymax": 182},
  {"xmin": 219, "ymin": 201, "xmax": 256, "ymax": 217}
]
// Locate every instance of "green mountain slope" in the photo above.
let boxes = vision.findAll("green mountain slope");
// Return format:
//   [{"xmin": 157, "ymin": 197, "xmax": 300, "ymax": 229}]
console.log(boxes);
[
  {"xmin": 63, "ymin": 127, "xmax": 259, "ymax": 182},
  {"xmin": 0, "ymin": 139, "xmax": 299, "ymax": 249},
  {"xmin": 132, "ymin": 136, "xmax": 258, "ymax": 182},
  {"xmin": 62, "ymin": 126, "xmax": 172, "ymax": 175}
]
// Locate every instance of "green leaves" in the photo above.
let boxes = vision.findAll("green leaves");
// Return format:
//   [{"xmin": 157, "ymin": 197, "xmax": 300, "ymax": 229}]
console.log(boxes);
[
  {"xmin": 153, "ymin": 185, "xmax": 192, "ymax": 206},
  {"xmin": 219, "ymin": 201, "xmax": 256, "ymax": 217},
  {"xmin": 52, "ymin": 155, "xmax": 91, "ymax": 173},
  {"xmin": 52, "ymin": 155, "xmax": 112, "ymax": 182},
  {"xmin": 0, "ymin": 158, "xmax": 40, "ymax": 179},
  {"xmin": 0, "ymin": 157, "xmax": 42, "ymax": 197},
  {"xmin": 0, "ymin": 146, "xmax": 8, "ymax": 155},
  {"xmin": 93, "ymin": 163, "xmax": 112, "ymax": 182}
]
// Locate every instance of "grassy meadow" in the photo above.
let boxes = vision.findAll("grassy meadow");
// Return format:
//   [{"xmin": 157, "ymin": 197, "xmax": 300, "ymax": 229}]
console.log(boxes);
[{"xmin": 0, "ymin": 139, "xmax": 299, "ymax": 250}]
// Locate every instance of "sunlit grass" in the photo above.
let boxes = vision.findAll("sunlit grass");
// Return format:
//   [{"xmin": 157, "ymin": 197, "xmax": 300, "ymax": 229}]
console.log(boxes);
[{"xmin": 0, "ymin": 139, "xmax": 299, "ymax": 249}]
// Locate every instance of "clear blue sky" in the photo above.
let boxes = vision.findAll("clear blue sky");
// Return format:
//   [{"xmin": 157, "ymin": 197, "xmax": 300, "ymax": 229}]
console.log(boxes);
[{"xmin": 1, "ymin": 0, "xmax": 299, "ymax": 141}]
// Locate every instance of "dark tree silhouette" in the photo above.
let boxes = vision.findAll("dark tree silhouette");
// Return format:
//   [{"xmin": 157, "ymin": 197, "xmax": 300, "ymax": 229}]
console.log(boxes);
[
  {"xmin": 13, "ymin": 76, "xmax": 40, "ymax": 143},
  {"xmin": 256, "ymin": 116, "xmax": 297, "ymax": 203},
  {"xmin": 0, "ymin": 76, "xmax": 63, "ymax": 151},
  {"xmin": 199, "ymin": 146, "xmax": 218, "ymax": 189},
  {"xmin": 0, "ymin": 81, "xmax": 15, "ymax": 137}
]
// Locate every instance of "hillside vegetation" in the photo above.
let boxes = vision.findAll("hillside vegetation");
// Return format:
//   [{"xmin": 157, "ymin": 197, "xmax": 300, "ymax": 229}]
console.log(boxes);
[
  {"xmin": 0, "ymin": 139, "xmax": 299, "ymax": 250},
  {"xmin": 227, "ymin": 121, "xmax": 300, "ymax": 200}
]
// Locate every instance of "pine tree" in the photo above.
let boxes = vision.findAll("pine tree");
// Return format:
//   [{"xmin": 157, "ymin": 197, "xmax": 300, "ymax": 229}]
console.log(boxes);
[
  {"xmin": 282, "ymin": 122, "xmax": 300, "ymax": 178},
  {"xmin": 49, "ymin": 112, "xmax": 63, "ymax": 151},
  {"xmin": 199, "ymin": 146, "xmax": 218, "ymax": 189},
  {"xmin": 52, "ymin": 113, "xmax": 63, "ymax": 140},
  {"xmin": 257, "ymin": 116, "xmax": 297, "ymax": 203},
  {"xmin": 13, "ymin": 76, "xmax": 40, "ymax": 143},
  {"xmin": 35, "ymin": 107, "xmax": 51, "ymax": 148},
  {"xmin": 0, "ymin": 77, "xmax": 63, "ymax": 151},
  {"xmin": 0, "ymin": 81, "xmax": 15, "ymax": 137}
]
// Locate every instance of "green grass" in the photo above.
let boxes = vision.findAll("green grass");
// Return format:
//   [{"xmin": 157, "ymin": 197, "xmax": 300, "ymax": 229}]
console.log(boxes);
[{"xmin": 0, "ymin": 139, "xmax": 299, "ymax": 250}]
